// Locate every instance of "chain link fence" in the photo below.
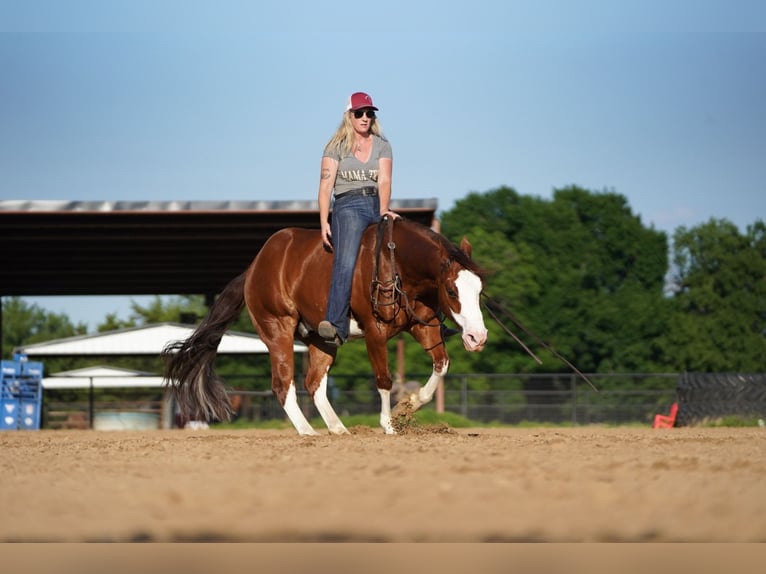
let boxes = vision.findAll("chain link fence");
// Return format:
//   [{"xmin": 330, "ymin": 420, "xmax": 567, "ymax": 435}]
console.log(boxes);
[
  {"xmin": 225, "ymin": 372, "xmax": 679, "ymax": 426},
  {"xmin": 42, "ymin": 372, "xmax": 765, "ymax": 429}
]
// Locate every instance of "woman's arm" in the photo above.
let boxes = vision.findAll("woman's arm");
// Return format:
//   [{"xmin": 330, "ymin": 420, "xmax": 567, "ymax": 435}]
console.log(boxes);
[
  {"xmin": 318, "ymin": 156, "xmax": 338, "ymax": 249},
  {"xmin": 377, "ymin": 157, "xmax": 397, "ymax": 218}
]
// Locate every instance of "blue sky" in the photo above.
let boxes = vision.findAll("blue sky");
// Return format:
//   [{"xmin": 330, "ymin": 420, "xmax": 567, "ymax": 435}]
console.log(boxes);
[{"xmin": 2, "ymin": 1, "xmax": 765, "ymax": 331}]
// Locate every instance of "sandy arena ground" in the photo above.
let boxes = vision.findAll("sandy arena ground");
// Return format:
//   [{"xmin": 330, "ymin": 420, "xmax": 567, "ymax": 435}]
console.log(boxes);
[{"xmin": 1, "ymin": 425, "xmax": 765, "ymax": 542}]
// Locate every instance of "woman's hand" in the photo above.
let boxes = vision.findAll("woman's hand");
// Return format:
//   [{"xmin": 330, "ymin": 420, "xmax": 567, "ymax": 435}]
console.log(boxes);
[
  {"xmin": 380, "ymin": 210, "xmax": 400, "ymax": 220},
  {"xmin": 321, "ymin": 221, "xmax": 333, "ymax": 250}
]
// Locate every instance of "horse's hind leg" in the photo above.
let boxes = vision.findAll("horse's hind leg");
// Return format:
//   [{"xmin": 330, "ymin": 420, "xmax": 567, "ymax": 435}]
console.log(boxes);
[
  {"xmin": 263, "ymin": 329, "xmax": 319, "ymax": 436},
  {"xmin": 281, "ymin": 380, "xmax": 319, "ymax": 436},
  {"xmin": 305, "ymin": 346, "xmax": 349, "ymax": 435}
]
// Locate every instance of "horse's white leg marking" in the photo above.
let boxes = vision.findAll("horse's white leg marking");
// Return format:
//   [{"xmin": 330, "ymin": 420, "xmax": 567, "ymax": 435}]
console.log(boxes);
[
  {"xmin": 283, "ymin": 381, "xmax": 319, "ymax": 436},
  {"xmin": 378, "ymin": 388, "xmax": 395, "ymax": 434},
  {"xmin": 453, "ymin": 270, "xmax": 488, "ymax": 351},
  {"xmin": 313, "ymin": 370, "xmax": 349, "ymax": 435},
  {"xmin": 421, "ymin": 360, "xmax": 450, "ymax": 403},
  {"xmin": 408, "ymin": 360, "xmax": 449, "ymax": 410}
]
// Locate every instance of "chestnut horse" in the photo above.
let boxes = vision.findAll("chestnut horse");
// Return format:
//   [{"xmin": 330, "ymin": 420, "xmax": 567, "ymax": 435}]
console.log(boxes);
[{"xmin": 162, "ymin": 217, "xmax": 488, "ymax": 435}]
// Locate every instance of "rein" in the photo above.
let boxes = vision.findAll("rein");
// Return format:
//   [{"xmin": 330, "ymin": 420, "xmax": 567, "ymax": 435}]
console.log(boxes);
[
  {"xmin": 370, "ymin": 215, "xmax": 400, "ymax": 320},
  {"xmin": 370, "ymin": 217, "xmax": 437, "ymax": 328},
  {"xmin": 481, "ymin": 295, "xmax": 599, "ymax": 392}
]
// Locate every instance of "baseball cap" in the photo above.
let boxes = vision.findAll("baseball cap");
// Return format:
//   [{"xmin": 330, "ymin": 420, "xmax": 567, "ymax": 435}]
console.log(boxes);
[{"xmin": 346, "ymin": 92, "xmax": 378, "ymax": 112}]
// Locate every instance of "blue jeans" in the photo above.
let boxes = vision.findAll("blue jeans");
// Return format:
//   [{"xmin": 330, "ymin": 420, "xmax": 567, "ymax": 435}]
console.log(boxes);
[{"xmin": 325, "ymin": 193, "xmax": 381, "ymax": 341}]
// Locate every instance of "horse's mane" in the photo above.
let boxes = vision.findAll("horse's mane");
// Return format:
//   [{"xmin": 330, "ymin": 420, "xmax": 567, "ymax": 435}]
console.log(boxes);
[{"xmin": 398, "ymin": 218, "xmax": 487, "ymax": 281}]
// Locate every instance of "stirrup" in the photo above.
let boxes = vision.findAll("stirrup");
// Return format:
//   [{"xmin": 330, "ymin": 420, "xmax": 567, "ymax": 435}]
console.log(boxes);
[
  {"xmin": 318, "ymin": 320, "xmax": 337, "ymax": 339},
  {"xmin": 318, "ymin": 321, "xmax": 343, "ymax": 346}
]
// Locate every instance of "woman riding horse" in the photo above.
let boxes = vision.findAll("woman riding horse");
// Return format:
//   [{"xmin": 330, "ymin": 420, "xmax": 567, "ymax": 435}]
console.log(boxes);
[{"xmin": 163, "ymin": 218, "xmax": 487, "ymax": 435}]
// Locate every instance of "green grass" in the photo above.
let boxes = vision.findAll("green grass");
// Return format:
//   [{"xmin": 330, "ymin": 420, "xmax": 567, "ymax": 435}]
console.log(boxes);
[
  {"xmin": 699, "ymin": 416, "xmax": 765, "ymax": 428},
  {"xmin": 213, "ymin": 412, "xmax": 766, "ymax": 430}
]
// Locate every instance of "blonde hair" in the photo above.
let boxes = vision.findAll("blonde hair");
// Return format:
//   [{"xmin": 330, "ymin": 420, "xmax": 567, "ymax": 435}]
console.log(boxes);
[{"xmin": 324, "ymin": 111, "xmax": 385, "ymax": 157}]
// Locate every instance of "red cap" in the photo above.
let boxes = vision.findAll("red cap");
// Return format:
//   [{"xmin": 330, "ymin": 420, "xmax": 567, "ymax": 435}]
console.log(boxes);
[{"xmin": 346, "ymin": 92, "xmax": 378, "ymax": 111}]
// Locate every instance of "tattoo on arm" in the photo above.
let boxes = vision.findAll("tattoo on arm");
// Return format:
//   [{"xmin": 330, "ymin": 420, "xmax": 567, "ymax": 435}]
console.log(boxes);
[{"xmin": 320, "ymin": 169, "xmax": 331, "ymax": 180}]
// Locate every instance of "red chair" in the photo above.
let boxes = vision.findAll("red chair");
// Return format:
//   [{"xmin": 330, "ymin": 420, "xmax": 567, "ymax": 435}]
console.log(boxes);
[{"xmin": 653, "ymin": 402, "xmax": 679, "ymax": 428}]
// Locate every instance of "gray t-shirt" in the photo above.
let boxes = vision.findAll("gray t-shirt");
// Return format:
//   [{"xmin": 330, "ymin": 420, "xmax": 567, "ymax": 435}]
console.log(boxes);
[{"xmin": 323, "ymin": 134, "xmax": 393, "ymax": 197}]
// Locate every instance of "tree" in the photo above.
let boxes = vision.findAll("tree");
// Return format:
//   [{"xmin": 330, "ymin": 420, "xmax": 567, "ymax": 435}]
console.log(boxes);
[
  {"xmin": 97, "ymin": 312, "xmax": 137, "ymax": 332},
  {"xmin": 1, "ymin": 297, "xmax": 87, "ymax": 371},
  {"xmin": 440, "ymin": 185, "xmax": 671, "ymax": 376},
  {"xmin": 105, "ymin": 295, "xmax": 210, "ymax": 329},
  {"xmin": 662, "ymin": 218, "xmax": 766, "ymax": 371}
]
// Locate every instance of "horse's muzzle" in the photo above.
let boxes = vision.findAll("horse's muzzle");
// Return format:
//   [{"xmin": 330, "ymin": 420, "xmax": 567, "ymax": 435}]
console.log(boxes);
[{"xmin": 462, "ymin": 330, "xmax": 487, "ymax": 352}]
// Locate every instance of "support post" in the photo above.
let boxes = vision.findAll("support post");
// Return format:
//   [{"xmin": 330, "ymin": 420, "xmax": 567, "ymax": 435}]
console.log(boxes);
[
  {"xmin": 436, "ymin": 380, "xmax": 445, "ymax": 413},
  {"xmin": 89, "ymin": 376, "xmax": 95, "ymax": 429},
  {"xmin": 396, "ymin": 336, "xmax": 405, "ymax": 384}
]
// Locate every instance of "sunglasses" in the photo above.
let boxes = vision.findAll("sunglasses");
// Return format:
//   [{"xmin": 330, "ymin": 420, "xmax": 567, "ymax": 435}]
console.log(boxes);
[{"xmin": 353, "ymin": 109, "xmax": 376, "ymax": 119}]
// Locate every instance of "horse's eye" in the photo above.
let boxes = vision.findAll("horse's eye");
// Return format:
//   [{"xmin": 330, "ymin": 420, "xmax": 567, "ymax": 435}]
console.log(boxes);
[{"xmin": 446, "ymin": 287, "xmax": 458, "ymax": 299}]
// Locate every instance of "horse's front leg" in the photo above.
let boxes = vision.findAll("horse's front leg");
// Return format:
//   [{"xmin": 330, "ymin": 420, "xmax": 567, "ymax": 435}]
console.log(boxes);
[
  {"xmin": 394, "ymin": 319, "xmax": 449, "ymax": 413},
  {"xmin": 364, "ymin": 333, "xmax": 396, "ymax": 434}
]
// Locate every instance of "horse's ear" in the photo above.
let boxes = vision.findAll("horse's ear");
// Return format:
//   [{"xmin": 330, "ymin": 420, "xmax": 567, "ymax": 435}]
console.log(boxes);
[{"xmin": 460, "ymin": 236, "xmax": 473, "ymax": 258}]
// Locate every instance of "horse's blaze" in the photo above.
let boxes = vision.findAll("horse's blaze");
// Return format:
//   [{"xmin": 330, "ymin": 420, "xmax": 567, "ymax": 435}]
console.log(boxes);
[{"xmin": 452, "ymin": 270, "xmax": 488, "ymax": 352}]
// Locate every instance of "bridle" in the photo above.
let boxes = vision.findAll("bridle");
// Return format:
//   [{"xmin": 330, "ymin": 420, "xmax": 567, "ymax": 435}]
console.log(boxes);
[
  {"xmin": 370, "ymin": 217, "xmax": 442, "ymax": 328},
  {"xmin": 370, "ymin": 215, "xmax": 401, "ymax": 321}
]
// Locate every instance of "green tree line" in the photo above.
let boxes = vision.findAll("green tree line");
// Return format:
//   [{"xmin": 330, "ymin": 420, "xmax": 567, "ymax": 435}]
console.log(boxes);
[
  {"xmin": 439, "ymin": 186, "xmax": 764, "ymax": 376},
  {"xmin": 3, "ymin": 186, "xmax": 764, "ymax": 390}
]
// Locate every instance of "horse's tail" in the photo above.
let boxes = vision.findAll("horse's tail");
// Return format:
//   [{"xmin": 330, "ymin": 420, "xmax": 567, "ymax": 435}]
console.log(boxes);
[{"xmin": 161, "ymin": 271, "xmax": 247, "ymax": 422}]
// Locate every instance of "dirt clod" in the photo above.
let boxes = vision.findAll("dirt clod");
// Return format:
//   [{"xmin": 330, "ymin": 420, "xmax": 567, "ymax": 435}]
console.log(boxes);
[{"xmin": 390, "ymin": 400, "xmax": 455, "ymax": 435}]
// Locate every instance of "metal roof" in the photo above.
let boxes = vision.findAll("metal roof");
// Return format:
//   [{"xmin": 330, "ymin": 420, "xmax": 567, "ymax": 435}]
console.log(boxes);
[
  {"xmin": 15, "ymin": 322, "xmax": 307, "ymax": 356},
  {"xmin": 0, "ymin": 199, "xmax": 438, "ymax": 297},
  {"xmin": 42, "ymin": 366, "xmax": 165, "ymax": 389}
]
